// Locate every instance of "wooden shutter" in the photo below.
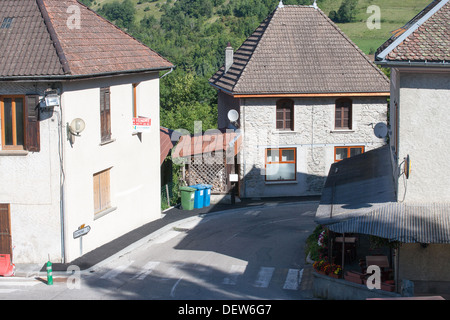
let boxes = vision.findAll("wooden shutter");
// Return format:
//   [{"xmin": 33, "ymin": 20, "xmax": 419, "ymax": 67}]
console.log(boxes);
[
  {"xmin": 93, "ymin": 169, "xmax": 111, "ymax": 214},
  {"xmin": 100, "ymin": 87, "xmax": 111, "ymax": 142},
  {"xmin": 25, "ymin": 95, "xmax": 40, "ymax": 152},
  {"xmin": 335, "ymin": 98, "xmax": 352, "ymax": 129},
  {"xmin": 0, "ymin": 204, "xmax": 12, "ymax": 257},
  {"xmin": 276, "ymin": 99, "xmax": 294, "ymax": 130}
]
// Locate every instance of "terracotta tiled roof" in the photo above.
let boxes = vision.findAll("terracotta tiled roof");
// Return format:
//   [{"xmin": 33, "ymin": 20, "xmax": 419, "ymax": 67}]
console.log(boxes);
[
  {"xmin": 384, "ymin": 1, "xmax": 450, "ymax": 62},
  {"xmin": 172, "ymin": 129, "xmax": 242, "ymax": 159},
  {"xmin": 210, "ymin": 5, "xmax": 389, "ymax": 95},
  {"xmin": 160, "ymin": 127, "xmax": 176, "ymax": 165},
  {"xmin": 0, "ymin": 0, "xmax": 64, "ymax": 77},
  {"xmin": 0, "ymin": 0, "xmax": 173, "ymax": 79}
]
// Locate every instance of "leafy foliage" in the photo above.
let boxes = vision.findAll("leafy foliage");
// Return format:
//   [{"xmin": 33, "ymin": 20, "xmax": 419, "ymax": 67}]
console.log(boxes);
[{"xmin": 329, "ymin": 0, "xmax": 359, "ymax": 23}]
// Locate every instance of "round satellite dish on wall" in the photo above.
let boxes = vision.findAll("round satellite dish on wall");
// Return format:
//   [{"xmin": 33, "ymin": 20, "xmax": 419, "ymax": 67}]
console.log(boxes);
[
  {"xmin": 227, "ymin": 109, "xmax": 239, "ymax": 122},
  {"xmin": 374, "ymin": 122, "xmax": 388, "ymax": 139}
]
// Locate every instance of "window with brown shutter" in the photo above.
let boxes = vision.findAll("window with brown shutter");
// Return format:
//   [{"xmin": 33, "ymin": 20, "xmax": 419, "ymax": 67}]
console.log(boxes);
[
  {"xmin": 25, "ymin": 95, "xmax": 40, "ymax": 152},
  {"xmin": 276, "ymin": 99, "xmax": 294, "ymax": 131},
  {"xmin": 1, "ymin": 95, "xmax": 40, "ymax": 152},
  {"xmin": 93, "ymin": 169, "xmax": 111, "ymax": 215},
  {"xmin": 100, "ymin": 87, "xmax": 111, "ymax": 142},
  {"xmin": 335, "ymin": 98, "xmax": 352, "ymax": 130}
]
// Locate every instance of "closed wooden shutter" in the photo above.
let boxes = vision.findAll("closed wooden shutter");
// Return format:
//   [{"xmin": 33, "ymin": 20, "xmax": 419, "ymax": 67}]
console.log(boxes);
[
  {"xmin": 100, "ymin": 87, "xmax": 111, "ymax": 142},
  {"xmin": 0, "ymin": 204, "xmax": 12, "ymax": 257},
  {"xmin": 93, "ymin": 169, "xmax": 111, "ymax": 214},
  {"xmin": 25, "ymin": 95, "xmax": 40, "ymax": 152}
]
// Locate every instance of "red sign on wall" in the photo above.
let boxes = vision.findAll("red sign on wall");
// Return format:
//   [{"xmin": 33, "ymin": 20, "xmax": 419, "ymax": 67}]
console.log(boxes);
[{"xmin": 133, "ymin": 117, "xmax": 152, "ymax": 132}]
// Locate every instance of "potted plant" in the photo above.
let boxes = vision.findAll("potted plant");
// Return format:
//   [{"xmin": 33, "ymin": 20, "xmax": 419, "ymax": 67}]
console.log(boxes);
[
  {"xmin": 329, "ymin": 264, "xmax": 343, "ymax": 279},
  {"xmin": 313, "ymin": 260, "xmax": 329, "ymax": 275}
]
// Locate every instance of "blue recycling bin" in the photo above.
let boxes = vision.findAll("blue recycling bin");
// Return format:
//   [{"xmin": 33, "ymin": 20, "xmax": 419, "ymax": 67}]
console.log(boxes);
[
  {"xmin": 201, "ymin": 184, "xmax": 213, "ymax": 207},
  {"xmin": 190, "ymin": 185, "xmax": 206, "ymax": 209}
]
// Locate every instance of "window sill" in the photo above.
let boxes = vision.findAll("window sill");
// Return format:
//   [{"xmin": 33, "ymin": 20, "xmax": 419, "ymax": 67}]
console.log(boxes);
[
  {"xmin": 330, "ymin": 129, "xmax": 355, "ymax": 133},
  {"xmin": 0, "ymin": 150, "xmax": 29, "ymax": 156},
  {"xmin": 94, "ymin": 206, "xmax": 117, "ymax": 220},
  {"xmin": 265, "ymin": 180, "xmax": 298, "ymax": 185},
  {"xmin": 99, "ymin": 138, "xmax": 116, "ymax": 146},
  {"xmin": 273, "ymin": 130, "xmax": 299, "ymax": 134}
]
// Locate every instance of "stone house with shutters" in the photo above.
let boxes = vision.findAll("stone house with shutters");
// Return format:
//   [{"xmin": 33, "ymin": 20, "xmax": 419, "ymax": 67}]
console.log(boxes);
[
  {"xmin": 0, "ymin": 0, "xmax": 174, "ymax": 264},
  {"xmin": 209, "ymin": 3, "xmax": 390, "ymax": 199}
]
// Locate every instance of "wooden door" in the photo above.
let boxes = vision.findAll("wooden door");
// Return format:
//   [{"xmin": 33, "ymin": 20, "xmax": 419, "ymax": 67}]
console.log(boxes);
[{"xmin": 0, "ymin": 204, "xmax": 12, "ymax": 258}]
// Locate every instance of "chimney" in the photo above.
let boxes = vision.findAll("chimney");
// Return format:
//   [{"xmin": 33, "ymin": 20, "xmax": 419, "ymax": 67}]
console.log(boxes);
[{"xmin": 225, "ymin": 42, "xmax": 233, "ymax": 73}]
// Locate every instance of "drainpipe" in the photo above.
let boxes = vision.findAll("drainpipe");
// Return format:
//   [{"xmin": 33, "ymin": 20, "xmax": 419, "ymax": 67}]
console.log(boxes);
[{"xmin": 160, "ymin": 67, "xmax": 174, "ymax": 79}]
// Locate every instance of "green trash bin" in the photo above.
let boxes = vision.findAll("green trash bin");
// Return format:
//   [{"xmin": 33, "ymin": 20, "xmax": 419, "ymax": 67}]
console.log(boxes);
[{"xmin": 180, "ymin": 186, "xmax": 196, "ymax": 211}]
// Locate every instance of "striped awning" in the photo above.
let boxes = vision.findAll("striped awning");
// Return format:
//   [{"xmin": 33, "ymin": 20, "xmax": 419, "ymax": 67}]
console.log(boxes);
[{"xmin": 325, "ymin": 202, "xmax": 450, "ymax": 244}]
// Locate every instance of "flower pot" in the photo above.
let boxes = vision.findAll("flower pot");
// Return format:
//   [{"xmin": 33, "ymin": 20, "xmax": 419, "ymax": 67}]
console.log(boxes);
[{"xmin": 329, "ymin": 273, "xmax": 341, "ymax": 279}]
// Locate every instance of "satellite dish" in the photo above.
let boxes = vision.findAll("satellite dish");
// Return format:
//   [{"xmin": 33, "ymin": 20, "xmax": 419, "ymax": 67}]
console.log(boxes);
[
  {"xmin": 374, "ymin": 122, "xmax": 388, "ymax": 139},
  {"xmin": 227, "ymin": 109, "xmax": 239, "ymax": 122}
]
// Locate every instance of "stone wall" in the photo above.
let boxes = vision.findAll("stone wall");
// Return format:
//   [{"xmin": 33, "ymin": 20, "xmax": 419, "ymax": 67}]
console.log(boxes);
[{"xmin": 236, "ymin": 96, "xmax": 388, "ymax": 198}]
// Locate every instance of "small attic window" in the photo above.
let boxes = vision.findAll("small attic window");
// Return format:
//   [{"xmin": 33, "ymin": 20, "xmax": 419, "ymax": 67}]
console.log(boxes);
[{"xmin": 1, "ymin": 17, "xmax": 14, "ymax": 29}]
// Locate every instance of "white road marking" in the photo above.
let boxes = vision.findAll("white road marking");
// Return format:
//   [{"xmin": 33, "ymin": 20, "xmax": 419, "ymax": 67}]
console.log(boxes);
[
  {"xmin": 132, "ymin": 261, "xmax": 160, "ymax": 280},
  {"xmin": 283, "ymin": 268, "xmax": 301, "ymax": 290},
  {"xmin": 253, "ymin": 267, "xmax": 275, "ymax": 288},
  {"xmin": 162, "ymin": 262, "xmax": 185, "ymax": 280},
  {"xmin": 223, "ymin": 264, "xmax": 247, "ymax": 285},
  {"xmin": 100, "ymin": 260, "xmax": 134, "ymax": 280}
]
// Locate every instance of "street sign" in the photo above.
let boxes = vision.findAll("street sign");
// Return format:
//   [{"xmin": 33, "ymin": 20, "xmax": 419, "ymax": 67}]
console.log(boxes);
[
  {"xmin": 73, "ymin": 225, "xmax": 91, "ymax": 239},
  {"xmin": 133, "ymin": 117, "xmax": 152, "ymax": 132}
]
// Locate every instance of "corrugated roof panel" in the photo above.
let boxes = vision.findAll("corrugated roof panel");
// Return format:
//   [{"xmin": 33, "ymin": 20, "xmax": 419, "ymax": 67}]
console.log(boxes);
[{"xmin": 327, "ymin": 202, "xmax": 450, "ymax": 244}]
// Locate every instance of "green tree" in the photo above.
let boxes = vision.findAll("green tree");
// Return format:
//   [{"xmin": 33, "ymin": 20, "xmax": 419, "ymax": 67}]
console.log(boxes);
[
  {"xmin": 330, "ymin": 0, "xmax": 359, "ymax": 23},
  {"xmin": 98, "ymin": 0, "xmax": 136, "ymax": 30}
]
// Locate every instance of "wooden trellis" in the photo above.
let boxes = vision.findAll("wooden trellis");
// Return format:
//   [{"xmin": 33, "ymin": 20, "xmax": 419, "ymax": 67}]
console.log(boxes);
[{"xmin": 186, "ymin": 160, "xmax": 228, "ymax": 193}]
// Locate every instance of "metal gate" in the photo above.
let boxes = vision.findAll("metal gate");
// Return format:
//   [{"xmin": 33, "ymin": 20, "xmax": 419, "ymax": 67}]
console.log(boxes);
[{"xmin": 0, "ymin": 204, "xmax": 12, "ymax": 258}]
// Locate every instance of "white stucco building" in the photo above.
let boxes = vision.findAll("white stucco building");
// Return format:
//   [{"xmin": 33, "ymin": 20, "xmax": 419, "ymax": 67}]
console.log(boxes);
[
  {"xmin": 209, "ymin": 4, "xmax": 390, "ymax": 199},
  {"xmin": 0, "ymin": 0, "xmax": 174, "ymax": 264}
]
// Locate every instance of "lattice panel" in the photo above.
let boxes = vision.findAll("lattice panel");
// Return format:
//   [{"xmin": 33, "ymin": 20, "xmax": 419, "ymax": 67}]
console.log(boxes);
[{"xmin": 186, "ymin": 163, "xmax": 227, "ymax": 193}]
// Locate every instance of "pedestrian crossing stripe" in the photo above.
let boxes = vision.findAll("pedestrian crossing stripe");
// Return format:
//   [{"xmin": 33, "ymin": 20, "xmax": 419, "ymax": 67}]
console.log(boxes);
[{"xmin": 98, "ymin": 260, "xmax": 304, "ymax": 291}]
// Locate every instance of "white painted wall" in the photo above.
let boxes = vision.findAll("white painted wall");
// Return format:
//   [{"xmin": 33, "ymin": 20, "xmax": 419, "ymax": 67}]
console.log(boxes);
[
  {"xmin": 0, "ymin": 72, "xmax": 163, "ymax": 264},
  {"xmin": 393, "ymin": 70, "xmax": 450, "ymax": 202},
  {"xmin": 62, "ymin": 73, "xmax": 162, "ymax": 262},
  {"xmin": 0, "ymin": 82, "xmax": 62, "ymax": 263}
]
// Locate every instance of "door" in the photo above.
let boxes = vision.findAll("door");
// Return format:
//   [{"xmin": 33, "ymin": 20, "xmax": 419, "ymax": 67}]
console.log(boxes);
[{"xmin": 0, "ymin": 204, "xmax": 12, "ymax": 258}]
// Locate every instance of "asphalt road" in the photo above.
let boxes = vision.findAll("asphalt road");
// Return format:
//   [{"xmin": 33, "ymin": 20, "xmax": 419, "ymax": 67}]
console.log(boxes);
[{"xmin": 0, "ymin": 200, "xmax": 319, "ymax": 300}]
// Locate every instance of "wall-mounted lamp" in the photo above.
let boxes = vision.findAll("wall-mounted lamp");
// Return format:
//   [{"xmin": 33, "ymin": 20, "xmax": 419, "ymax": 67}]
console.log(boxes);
[
  {"xmin": 67, "ymin": 118, "xmax": 86, "ymax": 145},
  {"xmin": 44, "ymin": 89, "xmax": 61, "ymax": 108}
]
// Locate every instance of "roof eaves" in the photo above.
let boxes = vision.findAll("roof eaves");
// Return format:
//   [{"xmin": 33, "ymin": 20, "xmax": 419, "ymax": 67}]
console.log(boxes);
[{"xmin": 376, "ymin": 0, "xmax": 449, "ymax": 62}]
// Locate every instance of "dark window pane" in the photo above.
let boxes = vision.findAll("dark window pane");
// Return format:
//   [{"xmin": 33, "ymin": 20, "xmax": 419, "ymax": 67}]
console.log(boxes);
[
  {"xmin": 3, "ymin": 98, "xmax": 13, "ymax": 145},
  {"xmin": 15, "ymin": 98, "xmax": 24, "ymax": 146},
  {"xmin": 335, "ymin": 148, "xmax": 348, "ymax": 161},
  {"xmin": 350, "ymin": 147, "xmax": 363, "ymax": 157}
]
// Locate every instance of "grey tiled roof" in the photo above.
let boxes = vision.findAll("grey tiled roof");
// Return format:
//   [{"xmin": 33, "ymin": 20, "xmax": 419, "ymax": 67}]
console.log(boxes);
[
  {"xmin": 0, "ymin": 0, "xmax": 173, "ymax": 79},
  {"xmin": 210, "ymin": 5, "xmax": 390, "ymax": 95}
]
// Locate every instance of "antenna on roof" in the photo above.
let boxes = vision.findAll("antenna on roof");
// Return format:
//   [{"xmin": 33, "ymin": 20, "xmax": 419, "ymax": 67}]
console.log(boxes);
[
  {"xmin": 278, "ymin": 1, "xmax": 284, "ymax": 8},
  {"xmin": 312, "ymin": 0, "xmax": 318, "ymax": 9}
]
